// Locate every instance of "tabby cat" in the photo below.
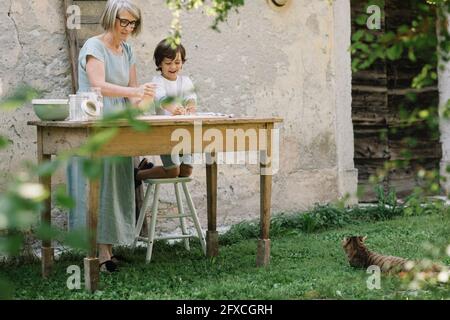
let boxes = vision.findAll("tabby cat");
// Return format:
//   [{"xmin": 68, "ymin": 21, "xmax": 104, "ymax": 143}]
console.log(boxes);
[{"xmin": 342, "ymin": 236, "xmax": 411, "ymax": 273}]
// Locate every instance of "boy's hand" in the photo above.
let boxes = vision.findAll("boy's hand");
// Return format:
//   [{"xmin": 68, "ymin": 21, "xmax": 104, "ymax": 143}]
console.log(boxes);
[
  {"xmin": 185, "ymin": 105, "xmax": 196, "ymax": 115},
  {"xmin": 164, "ymin": 102, "xmax": 189, "ymax": 115},
  {"xmin": 184, "ymin": 99, "xmax": 196, "ymax": 115},
  {"xmin": 173, "ymin": 106, "xmax": 186, "ymax": 115}
]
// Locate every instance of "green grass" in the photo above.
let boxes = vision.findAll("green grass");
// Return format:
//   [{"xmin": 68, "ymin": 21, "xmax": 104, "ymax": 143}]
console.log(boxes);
[{"xmin": 1, "ymin": 212, "xmax": 449, "ymax": 300}]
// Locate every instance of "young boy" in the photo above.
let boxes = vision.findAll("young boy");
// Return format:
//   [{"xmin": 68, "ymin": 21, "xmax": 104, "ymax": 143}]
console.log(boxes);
[
  {"xmin": 152, "ymin": 39, "xmax": 197, "ymax": 116},
  {"xmin": 136, "ymin": 39, "xmax": 197, "ymax": 182}
]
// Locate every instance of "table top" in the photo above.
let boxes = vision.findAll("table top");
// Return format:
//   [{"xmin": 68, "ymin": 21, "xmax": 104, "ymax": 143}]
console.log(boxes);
[{"xmin": 27, "ymin": 115, "xmax": 283, "ymax": 128}]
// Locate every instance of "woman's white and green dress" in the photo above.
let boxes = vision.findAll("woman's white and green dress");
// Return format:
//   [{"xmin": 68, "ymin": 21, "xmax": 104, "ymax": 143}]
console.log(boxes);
[{"xmin": 67, "ymin": 37, "xmax": 135, "ymax": 245}]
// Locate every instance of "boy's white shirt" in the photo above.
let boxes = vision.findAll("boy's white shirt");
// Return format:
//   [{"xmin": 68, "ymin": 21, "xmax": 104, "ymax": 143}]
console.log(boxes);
[{"xmin": 151, "ymin": 74, "xmax": 197, "ymax": 115}]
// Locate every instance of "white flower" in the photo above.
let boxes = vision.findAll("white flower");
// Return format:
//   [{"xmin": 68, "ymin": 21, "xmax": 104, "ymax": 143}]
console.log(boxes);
[
  {"xmin": 417, "ymin": 169, "xmax": 426, "ymax": 178},
  {"xmin": 437, "ymin": 271, "xmax": 449, "ymax": 283},
  {"xmin": 409, "ymin": 281, "xmax": 420, "ymax": 291},
  {"xmin": 17, "ymin": 183, "xmax": 46, "ymax": 200},
  {"xmin": 404, "ymin": 261, "xmax": 415, "ymax": 271}
]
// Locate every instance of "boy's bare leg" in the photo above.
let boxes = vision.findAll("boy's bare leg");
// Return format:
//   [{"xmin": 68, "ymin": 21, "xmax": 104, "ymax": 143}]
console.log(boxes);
[
  {"xmin": 98, "ymin": 244, "xmax": 112, "ymax": 264},
  {"xmin": 136, "ymin": 166, "xmax": 180, "ymax": 180}
]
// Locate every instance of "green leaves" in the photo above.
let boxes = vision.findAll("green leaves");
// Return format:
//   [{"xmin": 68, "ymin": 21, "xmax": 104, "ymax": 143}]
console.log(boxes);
[
  {"xmin": 101, "ymin": 106, "xmax": 150, "ymax": 132},
  {"xmin": 355, "ymin": 14, "xmax": 368, "ymax": 26},
  {"xmin": 408, "ymin": 47, "xmax": 417, "ymax": 62},
  {"xmin": 80, "ymin": 127, "xmax": 119, "ymax": 155},
  {"xmin": 0, "ymin": 136, "xmax": 10, "ymax": 150},
  {"xmin": 55, "ymin": 185, "xmax": 75, "ymax": 210},
  {"xmin": 442, "ymin": 99, "xmax": 450, "ymax": 119},
  {"xmin": 165, "ymin": 0, "xmax": 245, "ymax": 43},
  {"xmin": 412, "ymin": 64, "xmax": 437, "ymax": 88},
  {"xmin": 36, "ymin": 159, "xmax": 62, "ymax": 177},
  {"xmin": 365, "ymin": 32, "xmax": 375, "ymax": 42},
  {"xmin": 0, "ymin": 85, "xmax": 39, "ymax": 111},
  {"xmin": 0, "ymin": 190, "xmax": 43, "ymax": 231},
  {"xmin": 0, "ymin": 232, "xmax": 23, "ymax": 256},
  {"xmin": 35, "ymin": 223, "xmax": 61, "ymax": 242},
  {"xmin": 379, "ymin": 32, "xmax": 396, "ymax": 43},
  {"xmin": 35, "ymin": 225, "xmax": 88, "ymax": 251},
  {"xmin": 81, "ymin": 157, "xmax": 103, "ymax": 179},
  {"xmin": 62, "ymin": 229, "xmax": 88, "ymax": 251},
  {"xmin": 386, "ymin": 43, "xmax": 404, "ymax": 60},
  {"xmin": 351, "ymin": 1, "xmax": 446, "ymax": 75}
]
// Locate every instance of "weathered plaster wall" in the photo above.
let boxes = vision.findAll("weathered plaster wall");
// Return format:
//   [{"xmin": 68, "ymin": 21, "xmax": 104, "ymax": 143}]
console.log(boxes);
[
  {"xmin": 0, "ymin": 0, "xmax": 71, "ymax": 186},
  {"xmin": 439, "ymin": 8, "xmax": 450, "ymax": 193},
  {"xmin": 0, "ymin": 0, "xmax": 356, "ymax": 231},
  {"xmin": 332, "ymin": 0, "xmax": 358, "ymax": 202}
]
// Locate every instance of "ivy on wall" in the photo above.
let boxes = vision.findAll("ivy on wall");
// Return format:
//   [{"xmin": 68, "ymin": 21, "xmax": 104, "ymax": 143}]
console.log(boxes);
[{"xmin": 165, "ymin": 0, "xmax": 245, "ymax": 45}]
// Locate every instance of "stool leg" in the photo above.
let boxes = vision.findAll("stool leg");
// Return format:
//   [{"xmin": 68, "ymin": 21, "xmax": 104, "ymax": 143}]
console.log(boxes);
[
  {"xmin": 174, "ymin": 183, "xmax": 190, "ymax": 251},
  {"xmin": 132, "ymin": 184, "xmax": 154, "ymax": 249},
  {"xmin": 182, "ymin": 182, "xmax": 206, "ymax": 255},
  {"xmin": 146, "ymin": 184, "xmax": 160, "ymax": 263}
]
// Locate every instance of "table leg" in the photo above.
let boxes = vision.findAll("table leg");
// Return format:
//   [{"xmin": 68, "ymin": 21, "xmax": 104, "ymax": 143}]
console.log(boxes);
[
  {"xmin": 84, "ymin": 178, "xmax": 100, "ymax": 293},
  {"xmin": 38, "ymin": 127, "xmax": 54, "ymax": 278},
  {"xmin": 257, "ymin": 125, "xmax": 273, "ymax": 267},
  {"xmin": 40, "ymin": 158, "xmax": 54, "ymax": 277},
  {"xmin": 206, "ymin": 153, "xmax": 218, "ymax": 257},
  {"xmin": 257, "ymin": 171, "xmax": 272, "ymax": 267}
]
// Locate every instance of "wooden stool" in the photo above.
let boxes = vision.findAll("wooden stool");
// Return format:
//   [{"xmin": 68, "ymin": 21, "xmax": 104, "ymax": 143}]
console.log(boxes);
[{"xmin": 133, "ymin": 177, "xmax": 206, "ymax": 263}]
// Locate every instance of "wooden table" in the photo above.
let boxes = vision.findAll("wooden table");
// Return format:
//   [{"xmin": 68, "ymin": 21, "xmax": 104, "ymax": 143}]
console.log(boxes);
[{"xmin": 28, "ymin": 115, "xmax": 282, "ymax": 292}]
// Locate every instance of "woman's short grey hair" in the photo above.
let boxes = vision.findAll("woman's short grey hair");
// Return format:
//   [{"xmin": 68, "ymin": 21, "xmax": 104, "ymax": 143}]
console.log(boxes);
[{"xmin": 100, "ymin": 0, "xmax": 142, "ymax": 36}]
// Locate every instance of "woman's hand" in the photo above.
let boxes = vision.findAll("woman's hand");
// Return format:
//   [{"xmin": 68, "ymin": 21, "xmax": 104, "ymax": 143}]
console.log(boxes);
[
  {"xmin": 136, "ymin": 83, "xmax": 156, "ymax": 99},
  {"xmin": 135, "ymin": 83, "xmax": 155, "ymax": 110}
]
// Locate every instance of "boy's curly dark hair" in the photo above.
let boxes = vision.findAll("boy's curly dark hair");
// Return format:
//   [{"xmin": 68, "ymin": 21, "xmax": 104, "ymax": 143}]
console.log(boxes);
[{"xmin": 153, "ymin": 39, "xmax": 187, "ymax": 72}]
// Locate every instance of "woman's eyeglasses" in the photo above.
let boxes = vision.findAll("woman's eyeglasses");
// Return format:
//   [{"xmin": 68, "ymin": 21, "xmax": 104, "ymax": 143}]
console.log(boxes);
[{"xmin": 116, "ymin": 17, "xmax": 139, "ymax": 28}]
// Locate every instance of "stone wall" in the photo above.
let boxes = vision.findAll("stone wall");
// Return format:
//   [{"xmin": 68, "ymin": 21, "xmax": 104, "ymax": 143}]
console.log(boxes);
[
  {"xmin": 0, "ymin": 0, "xmax": 72, "ymax": 187},
  {"xmin": 439, "ymin": 8, "xmax": 450, "ymax": 193},
  {"xmin": 0, "ymin": 0, "xmax": 356, "ymax": 231}
]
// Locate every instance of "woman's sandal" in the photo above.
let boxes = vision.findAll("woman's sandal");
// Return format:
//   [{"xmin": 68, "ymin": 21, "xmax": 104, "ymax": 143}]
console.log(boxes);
[
  {"xmin": 99, "ymin": 260, "xmax": 118, "ymax": 273},
  {"xmin": 111, "ymin": 255, "xmax": 130, "ymax": 265}
]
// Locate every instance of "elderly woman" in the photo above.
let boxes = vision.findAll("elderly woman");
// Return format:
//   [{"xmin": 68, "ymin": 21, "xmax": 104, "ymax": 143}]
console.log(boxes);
[{"xmin": 67, "ymin": 0, "xmax": 154, "ymax": 272}]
